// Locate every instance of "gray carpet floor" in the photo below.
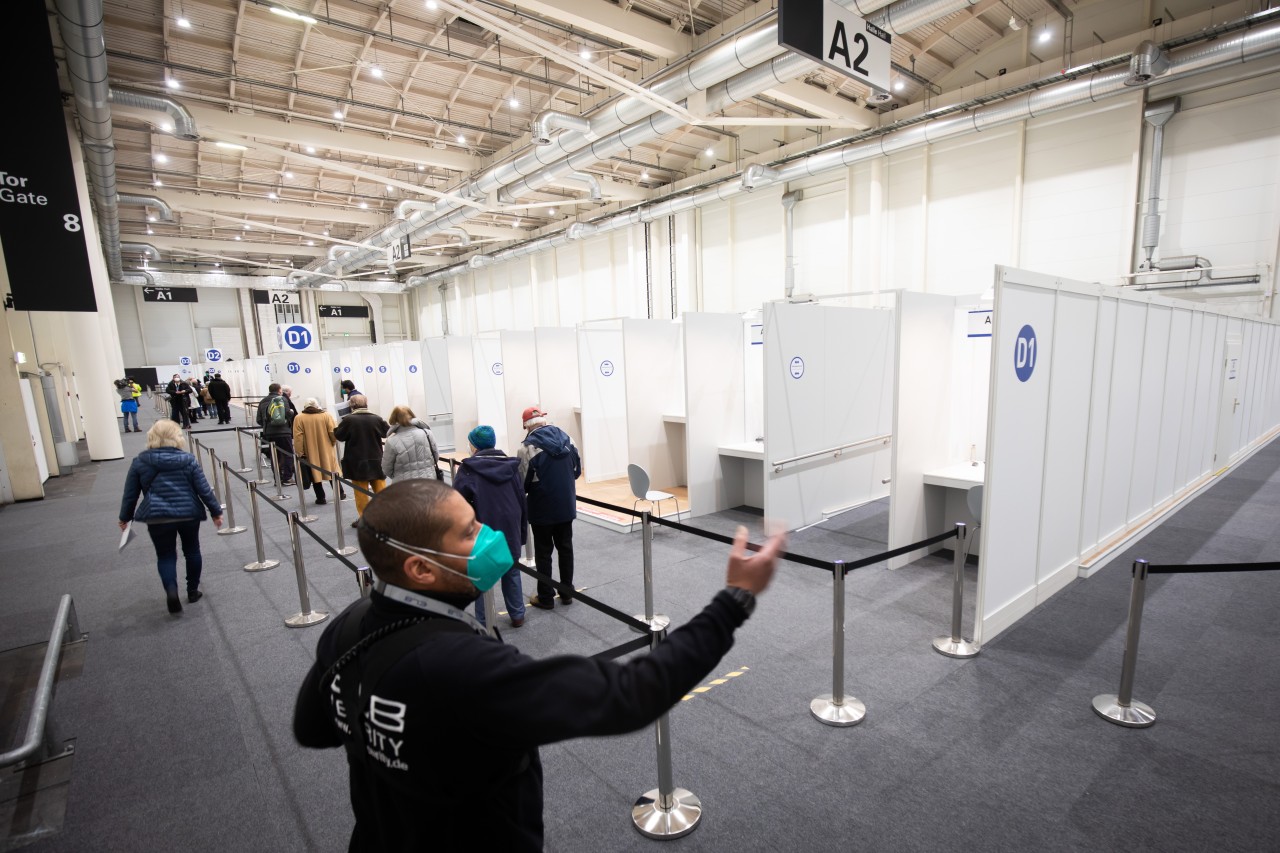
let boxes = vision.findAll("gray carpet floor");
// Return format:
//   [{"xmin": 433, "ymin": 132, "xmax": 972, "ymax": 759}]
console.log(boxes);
[{"xmin": 3, "ymin": 408, "xmax": 1277, "ymax": 852}]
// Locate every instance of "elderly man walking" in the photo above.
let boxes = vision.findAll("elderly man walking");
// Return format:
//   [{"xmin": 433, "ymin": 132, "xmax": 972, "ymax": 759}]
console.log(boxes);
[
  {"xmin": 517, "ymin": 406, "xmax": 581, "ymax": 610},
  {"xmin": 334, "ymin": 394, "xmax": 389, "ymax": 524}
]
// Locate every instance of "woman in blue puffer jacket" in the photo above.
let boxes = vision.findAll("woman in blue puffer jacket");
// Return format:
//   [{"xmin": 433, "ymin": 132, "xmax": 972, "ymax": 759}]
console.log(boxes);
[{"xmin": 119, "ymin": 419, "xmax": 223, "ymax": 614}]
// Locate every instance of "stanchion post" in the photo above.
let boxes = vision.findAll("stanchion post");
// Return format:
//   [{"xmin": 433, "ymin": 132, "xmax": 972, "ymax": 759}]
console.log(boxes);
[
  {"xmin": 243, "ymin": 481, "xmax": 280, "ymax": 572},
  {"xmin": 933, "ymin": 523, "xmax": 980, "ymax": 658},
  {"xmin": 327, "ymin": 471, "xmax": 359, "ymax": 557},
  {"xmin": 284, "ymin": 511, "xmax": 329, "ymax": 628},
  {"xmin": 234, "ymin": 428, "xmax": 252, "ymax": 473},
  {"xmin": 295, "ymin": 460, "xmax": 318, "ymax": 522},
  {"xmin": 481, "ymin": 587, "xmax": 500, "ymax": 638},
  {"xmin": 268, "ymin": 442, "xmax": 289, "ymax": 500},
  {"xmin": 1092, "ymin": 560, "xmax": 1156, "ymax": 727},
  {"xmin": 190, "ymin": 436, "xmax": 202, "ymax": 474},
  {"xmin": 631, "ymin": 626, "xmax": 701, "ymax": 839},
  {"xmin": 631, "ymin": 511, "xmax": 670, "ymax": 632},
  {"xmin": 217, "ymin": 462, "xmax": 246, "ymax": 535},
  {"xmin": 810, "ymin": 560, "xmax": 866, "ymax": 727},
  {"xmin": 207, "ymin": 447, "xmax": 226, "ymax": 510},
  {"xmin": 356, "ymin": 567, "xmax": 374, "ymax": 598},
  {"xmin": 253, "ymin": 431, "xmax": 269, "ymax": 484}
]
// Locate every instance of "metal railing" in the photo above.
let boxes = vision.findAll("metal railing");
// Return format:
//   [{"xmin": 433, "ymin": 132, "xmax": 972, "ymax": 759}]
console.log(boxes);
[
  {"xmin": 0, "ymin": 595, "xmax": 84, "ymax": 768},
  {"xmin": 770, "ymin": 433, "xmax": 892, "ymax": 472}
]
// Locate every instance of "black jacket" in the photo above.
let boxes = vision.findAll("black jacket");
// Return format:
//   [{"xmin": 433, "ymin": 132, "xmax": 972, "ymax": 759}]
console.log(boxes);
[
  {"xmin": 453, "ymin": 449, "xmax": 527, "ymax": 559},
  {"xmin": 519, "ymin": 425, "xmax": 581, "ymax": 525},
  {"xmin": 334, "ymin": 410, "xmax": 389, "ymax": 481},
  {"xmin": 164, "ymin": 380, "xmax": 192, "ymax": 406},
  {"xmin": 256, "ymin": 393, "xmax": 295, "ymax": 438},
  {"xmin": 206, "ymin": 378, "xmax": 232, "ymax": 404},
  {"xmin": 293, "ymin": 588, "xmax": 749, "ymax": 852}
]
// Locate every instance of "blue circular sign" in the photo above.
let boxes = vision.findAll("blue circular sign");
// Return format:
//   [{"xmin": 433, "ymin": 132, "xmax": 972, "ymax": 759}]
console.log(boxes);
[
  {"xmin": 789, "ymin": 357, "xmax": 805, "ymax": 379},
  {"xmin": 287, "ymin": 362, "xmax": 301, "ymax": 374},
  {"xmin": 365, "ymin": 365, "xmax": 374, "ymax": 374},
  {"xmin": 263, "ymin": 364, "xmax": 271, "ymax": 373},
  {"xmin": 379, "ymin": 365, "xmax": 388, "ymax": 374},
  {"xmin": 179, "ymin": 356, "xmax": 192, "ymax": 366},
  {"xmin": 1014, "ymin": 325, "xmax": 1037, "ymax": 382},
  {"xmin": 304, "ymin": 368, "xmax": 312, "ymax": 374},
  {"xmin": 343, "ymin": 366, "xmax": 351, "ymax": 373},
  {"xmin": 409, "ymin": 364, "xmax": 419, "ymax": 374},
  {"xmin": 492, "ymin": 362, "xmax": 504, "ymax": 376},
  {"xmin": 282, "ymin": 325, "xmax": 313, "ymax": 350},
  {"xmin": 333, "ymin": 367, "xmax": 341, "ymax": 374},
  {"xmin": 205, "ymin": 349, "xmax": 222, "ymax": 362},
  {"xmin": 600, "ymin": 360, "xmax": 614, "ymax": 377}
]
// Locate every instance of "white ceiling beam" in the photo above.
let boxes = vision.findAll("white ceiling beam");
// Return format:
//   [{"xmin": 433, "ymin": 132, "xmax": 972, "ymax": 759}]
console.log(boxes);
[
  {"xmin": 144, "ymin": 190, "xmax": 385, "ymax": 226},
  {"xmin": 763, "ymin": 81, "xmax": 874, "ymax": 127},
  {"xmin": 511, "ymin": 0, "xmax": 692, "ymax": 60},
  {"xmin": 130, "ymin": 234, "xmax": 328, "ymax": 258},
  {"xmin": 114, "ymin": 102, "xmax": 479, "ymax": 172}
]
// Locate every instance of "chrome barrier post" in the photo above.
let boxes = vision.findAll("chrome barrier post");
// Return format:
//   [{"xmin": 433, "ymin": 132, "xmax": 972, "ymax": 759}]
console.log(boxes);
[
  {"xmin": 217, "ymin": 462, "xmax": 246, "ymax": 535},
  {"xmin": 189, "ymin": 436, "xmax": 202, "ymax": 473},
  {"xmin": 268, "ymin": 442, "xmax": 289, "ymax": 501},
  {"xmin": 356, "ymin": 567, "xmax": 374, "ymax": 598},
  {"xmin": 284, "ymin": 512, "xmax": 329, "ymax": 628},
  {"xmin": 1092, "ymin": 560, "xmax": 1156, "ymax": 728},
  {"xmin": 243, "ymin": 482, "xmax": 280, "ymax": 572},
  {"xmin": 295, "ymin": 462, "xmax": 318, "ymax": 523},
  {"xmin": 810, "ymin": 560, "xmax": 865, "ymax": 727},
  {"xmin": 234, "ymin": 428, "xmax": 252, "ymax": 472},
  {"xmin": 327, "ymin": 471, "xmax": 359, "ymax": 557},
  {"xmin": 933, "ymin": 523, "xmax": 980, "ymax": 658},
  {"xmin": 207, "ymin": 447, "xmax": 226, "ymax": 510},
  {"xmin": 252, "ymin": 432, "xmax": 270, "ymax": 484},
  {"xmin": 632, "ymin": 626, "xmax": 701, "ymax": 839},
  {"xmin": 481, "ymin": 587, "xmax": 500, "ymax": 638},
  {"xmin": 631, "ymin": 511, "xmax": 670, "ymax": 632}
]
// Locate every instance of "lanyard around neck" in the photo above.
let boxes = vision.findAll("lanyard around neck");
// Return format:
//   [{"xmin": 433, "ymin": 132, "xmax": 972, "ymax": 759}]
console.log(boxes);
[{"xmin": 376, "ymin": 582, "xmax": 487, "ymax": 635}]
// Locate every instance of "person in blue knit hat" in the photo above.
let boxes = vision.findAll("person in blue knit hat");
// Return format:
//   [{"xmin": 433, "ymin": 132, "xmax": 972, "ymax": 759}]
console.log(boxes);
[{"xmin": 452, "ymin": 425, "xmax": 528, "ymax": 627}]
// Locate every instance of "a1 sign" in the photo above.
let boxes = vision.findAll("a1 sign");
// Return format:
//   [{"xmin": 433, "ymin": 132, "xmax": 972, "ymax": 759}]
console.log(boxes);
[{"xmin": 778, "ymin": 0, "xmax": 891, "ymax": 94}]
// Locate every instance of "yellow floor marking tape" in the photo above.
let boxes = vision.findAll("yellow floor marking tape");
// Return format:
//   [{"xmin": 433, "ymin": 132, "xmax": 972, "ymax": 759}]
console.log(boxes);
[{"xmin": 681, "ymin": 666, "xmax": 750, "ymax": 702}]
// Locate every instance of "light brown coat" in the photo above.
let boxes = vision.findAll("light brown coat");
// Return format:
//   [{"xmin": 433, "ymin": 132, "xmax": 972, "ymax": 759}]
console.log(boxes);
[{"xmin": 293, "ymin": 409, "xmax": 339, "ymax": 484}]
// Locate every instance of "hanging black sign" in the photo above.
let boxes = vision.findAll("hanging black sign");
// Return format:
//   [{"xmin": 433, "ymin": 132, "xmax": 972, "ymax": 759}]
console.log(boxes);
[
  {"xmin": 1, "ymin": 0, "xmax": 97, "ymax": 312},
  {"xmin": 252, "ymin": 289, "xmax": 270, "ymax": 304},
  {"xmin": 318, "ymin": 304, "xmax": 370, "ymax": 318},
  {"xmin": 142, "ymin": 286, "xmax": 199, "ymax": 303}
]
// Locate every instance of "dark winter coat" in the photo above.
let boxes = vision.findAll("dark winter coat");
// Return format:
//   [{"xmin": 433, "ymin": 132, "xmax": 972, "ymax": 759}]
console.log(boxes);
[
  {"xmin": 453, "ymin": 449, "xmax": 527, "ymax": 559},
  {"xmin": 207, "ymin": 378, "xmax": 232, "ymax": 404},
  {"xmin": 256, "ymin": 393, "xmax": 296, "ymax": 438},
  {"xmin": 119, "ymin": 447, "xmax": 222, "ymax": 523},
  {"xmin": 334, "ymin": 409, "xmax": 390, "ymax": 481},
  {"xmin": 517, "ymin": 425, "xmax": 581, "ymax": 526},
  {"xmin": 165, "ymin": 380, "xmax": 193, "ymax": 408}
]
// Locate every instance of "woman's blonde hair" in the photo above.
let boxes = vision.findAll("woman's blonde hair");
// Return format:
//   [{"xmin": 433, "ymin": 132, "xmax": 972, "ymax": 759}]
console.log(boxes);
[
  {"xmin": 388, "ymin": 405, "xmax": 416, "ymax": 427},
  {"xmin": 146, "ymin": 419, "xmax": 187, "ymax": 450}
]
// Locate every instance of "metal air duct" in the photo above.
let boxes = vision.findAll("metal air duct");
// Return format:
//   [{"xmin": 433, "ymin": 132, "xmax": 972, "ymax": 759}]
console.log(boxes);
[
  {"xmin": 118, "ymin": 194, "xmax": 174, "ymax": 221},
  {"xmin": 1138, "ymin": 97, "xmax": 1181, "ymax": 269},
  {"xmin": 107, "ymin": 87, "xmax": 199, "ymax": 140},
  {"xmin": 782, "ymin": 191, "xmax": 801, "ymax": 298},
  {"xmin": 439, "ymin": 227, "xmax": 471, "ymax": 246},
  {"xmin": 1126, "ymin": 41, "xmax": 1173, "ymax": 86},
  {"xmin": 394, "ymin": 200, "xmax": 437, "ymax": 220},
  {"xmin": 120, "ymin": 242, "xmax": 162, "ymax": 260},
  {"xmin": 533, "ymin": 112, "xmax": 592, "ymax": 145},
  {"xmin": 743, "ymin": 164, "xmax": 783, "ymax": 191}
]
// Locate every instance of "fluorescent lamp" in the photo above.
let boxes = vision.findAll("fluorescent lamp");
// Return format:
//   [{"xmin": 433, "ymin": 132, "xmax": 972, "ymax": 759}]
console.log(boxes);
[
  {"xmin": 270, "ymin": 6, "xmax": 318, "ymax": 25},
  {"xmin": 579, "ymin": 48, "xmax": 591, "ymax": 59},
  {"xmin": 215, "ymin": 141, "xmax": 247, "ymax": 151}
]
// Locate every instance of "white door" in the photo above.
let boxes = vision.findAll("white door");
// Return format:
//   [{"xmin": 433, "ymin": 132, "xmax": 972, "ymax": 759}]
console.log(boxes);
[{"xmin": 1214, "ymin": 337, "xmax": 1243, "ymax": 470}]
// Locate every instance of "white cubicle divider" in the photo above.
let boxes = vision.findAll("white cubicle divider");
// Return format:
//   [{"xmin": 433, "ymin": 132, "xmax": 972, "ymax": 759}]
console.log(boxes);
[
  {"xmin": 354, "ymin": 345, "xmax": 395, "ymax": 416},
  {"xmin": 763, "ymin": 300, "xmax": 895, "ymax": 529},
  {"xmin": 977, "ymin": 266, "xmax": 1280, "ymax": 644},
  {"xmin": 623, "ymin": 319, "xmax": 686, "ymax": 494},
  {"xmin": 578, "ymin": 323, "xmax": 628, "ymax": 482},
  {"xmin": 420, "ymin": 338, "xmax": 455, "ymax": 450},
  {"xmin": 684, "ymin": 313, "xmax": 749, "ymax": 517},
  {"xmin": 533, "ymin": 327, "xmax": 582, "ymax": 452},
  {"xmin": 886, "ymin": 291, "xmax": 969, "ymax": 569},
  {"xmin": 268, "ymin": 350, "xmax": 335, "ymax": 415},
  {"xmin": 246, "ymin": 357, "xmax": 272, "ymax": 395},
  {"xmin": 332, "ymin": 347, "xmax": 357, "ymax": 399},
  {"xmin": 387, "ymin": 342, "xmax": 428, "ymax": 419},
  {"xmin": 446, "ymin": 336, "xmax": 478, "ymax": 449},
  {"xmin": 499, "ymin": 331, "xmax": 537, "ymax": 455},
  {"xmin": 472, "ymin": 335, "xmax": 509, "ymax": 452}
]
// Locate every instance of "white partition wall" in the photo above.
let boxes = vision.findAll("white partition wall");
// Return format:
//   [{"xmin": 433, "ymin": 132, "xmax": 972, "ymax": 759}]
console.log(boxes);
[
  {"xmin": 978, "ymin": 266, "xmax": 1280, "ymax": 643},
  {"xmin": 422, "ymin": 338, "xmax": 455, "ymax": 450},
  {"xmin": 246, "ymin": 357, "xmax": 272, "ymax": 395},
  {"xmin": 387, "ymin": 342, "xmax": 427, "ymax": 418},
  {"xmin": 332, "ymin": 347, "xmax": 357, "ymax": 401},
  {"xmin": 887, "ymin": 292, "xmax": 958, "ymax": 568},
  {"xmin": 500, "ymin": 331, "xmax": 537, "ymax": 455},
  {"xmin": 472, "ymin": 335, "xmax": 509, "ymax": 452},
  {"xmin": 269, "ymin": 350, "xmax": 335, "ymax": 415},
  {"xmin": 446, "ymin": 336, "xmax": 477, "ymax": 449},
  {"xmin": 577, "ymin": 324, "xmax": 628, "ymax": 482},
  {"xmin": 532, "ymin": 327, "xmax": 581, "ymax": 451},
  {"xmin": 623, "ymin": 319, "xmax": 686, "ymax": 491},
  {"xmin": 684, "ymin": 313, "xmax": 747, "ymax": 517},
  {"xmin": 763, "ymin": 301, "xmax": 895, "ymax": 529}
]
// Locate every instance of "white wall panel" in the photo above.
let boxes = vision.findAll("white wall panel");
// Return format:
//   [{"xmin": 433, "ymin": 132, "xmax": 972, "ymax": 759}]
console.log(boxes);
[
  {"xmin": 1154, "ymin": 308, "xmax": 1193, "ymax": 504},
  {"xmin": 624, "ymin": 320, "xmax": 685, "ymax": 491},
  {"xmin": 532, "ymin": 327, "xmax": 582, "ymax": 452},
  {"xmin": 1097, "ymin": 300, "xmax": 1146, "ymax": 541},
  {"xmin": 729, "ymin": 187, "xmax": 784, "ymax": 310},
  {"xmin": 472, "ymin": 335, "xmax": 508, "ymax": 452},
  {"xmin": 1127, "ymin": 305, "xmax": 1172, "ymax": 523},
  {"xmin": 1078, "ymin": 296, "xmax": 1116, "ymax": 555},
  {"xmin": 883, "ymin": 150, "xmax": 926, "ymax": 291},
  {"xmin": 793, "ymin": 182, "xmax": 848, "ymax": 297},
  {"xmin": 446, "ymin": 336, "xmax": 477, "ymax": 450},
  {"xmin": 684, "ymin": 313, "xmax": 747, "ymax": 517},
  {"xmin": 577, "ymin": 326, "xmax": 628, "ymax": 482},
  {"xmin": 500, "ymin": 331, "xmax": 537, "ymax": 456},
  {"xmin": 699, "ymin": 202, "xmax": 733, "ymax": 313}
]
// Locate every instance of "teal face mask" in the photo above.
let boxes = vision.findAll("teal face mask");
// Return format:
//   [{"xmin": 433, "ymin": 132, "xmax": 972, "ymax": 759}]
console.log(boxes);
[{"xmin": 370, "ymin": 523, "xmax": 513, "ymax": 592}]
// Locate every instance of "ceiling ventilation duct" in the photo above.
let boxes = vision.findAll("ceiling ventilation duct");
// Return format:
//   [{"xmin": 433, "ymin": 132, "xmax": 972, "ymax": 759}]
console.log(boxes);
[
  {"xmin": 394, "ymin": 200, "xmax": 437, "ymax": 220},
  {"xmin": 108, "ymin": 86, "xmax": 199, "ymax": 140},
  {"xmin": 533, "ymin": 112, "xmax": 592, "ymax": 146},
  {"xmin": 439, "ymin": 227, "xmax": 471, "ymax": 246},
  {"xmin": 121, "ymin": 242, "xmax": 163, "ymax": 260},
  {"xmin": 1126, "ymin": 41, "xmax": 1173, "ymax": 86},
  {"xmin": 118, "ymin": 194, "xmax": 174, "ymax": 221},
  {"xmin": 742, "ymin": 164, "xmax": 782, "ymax": 191}
]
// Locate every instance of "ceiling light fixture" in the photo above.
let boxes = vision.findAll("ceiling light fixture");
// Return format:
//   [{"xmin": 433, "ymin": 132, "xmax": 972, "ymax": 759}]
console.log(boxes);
[
  {"xmin": 457, "ymin": 133, "xmax": 466, "ymax": 144},
  {"xmin": 894, "ymin": 80, "xmax": 905, "ymax": 91},
  {"xmin": 416, "ymin": 164, "xmax": 425, "ymax": 171},
  {"xmin": 322, "ymin": 229, "xmax": 330, "ymax": 236},
  {"xmin": 148, "ymin": 215, "xmax": 157, "ymax": 222},
  {"xmin": 705, "ymin": 147, "xmax": 714, "ymax": 156},
  {"xmin": 547, "ymin": 207, "xmax": 557, "ymax": 216},
  {"xmin": 641, "ymin": 169, "xmax": 649, "ymax": 180},
  {"xmin": 509, "ymin": 96, "xmax": 519, "ymax": 108},
  {"xmin": 166, "ymin": 78, "xmax": 181, "ymax": 90},
  {"xmin": 154, "ymin": 153, "xmax": 168, "ymax": 163},
  {"xmin": 306, "ymin": 240, "xmax": 315, "ymax": 246},
  {"xmin": 579, "ymin": 47, "xmax": 592, "ymax": 59},
  {"xmin": 1039, "ymin": 28, "xmax": 1052, "ymax": 43},
  {"xmin": 269, "ymin": 6, "xmax": 318, "ymax": 25},
  {"xmin": 176, "ymin": 16, "xmax": 191, "ymax": 28},
  {"xmin": 147, "ymin": 228, "xmax": 154, "ymax": 235},
  {"xmin": 284, "ymin": 171, "xmax": 294, "ymax": 179},
  {"xmin": 370, "ymin": 65, "xmax": 383, "ymax": 79},
  {"xmin": 214, "ymin": 141, "xmax": 247, "ymax": 151},
  {"xmin": 386, "ymin": 184, "xmax": 394, "ymax": 192},
  {"xmin": 268, "ymin": 191, "xmax": 278, "ymax": 199},
  {"xmin": 333, "ymin": 109, "xmax": 344, "ymax": 119},
  {"xmin": 358, "ymin": 201, "xmax": 368, "ymax": 209},
  {"xmin": 234, "ymin": 235, "xmax": 242, "ymax": 240},
  {"xmin": 154, "ymin": 180, "xmax": 163, "ymax": 187},
  {"xmin": 243, "ymin": 223, "xmax": 251, "ymax": 230},
  {"xmin": 305, "ymin": 145, "xmax": 316, "ymax": 154},
  {"xmin": 426, "ymin": 0, "xmax": 438, "ymax": 9}
]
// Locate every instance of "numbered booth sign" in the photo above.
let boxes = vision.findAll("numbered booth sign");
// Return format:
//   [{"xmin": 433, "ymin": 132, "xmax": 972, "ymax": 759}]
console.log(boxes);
[
  {"xmin": 275, "ymin": 323, "xmax": 319, "ymax": 352},
  {"xmin": 1014, "ymin": 325, "xmax": 1037, "ymax": 382},
  {"xmin": 205, "ymin": 348, "xmax": 223, "ymax": 363}
]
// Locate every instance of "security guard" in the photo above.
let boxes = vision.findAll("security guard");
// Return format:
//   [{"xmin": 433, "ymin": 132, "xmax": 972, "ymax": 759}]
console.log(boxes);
[{"xmin": 293, "ymin": 478, "xmax": 783, "ymax": 851}]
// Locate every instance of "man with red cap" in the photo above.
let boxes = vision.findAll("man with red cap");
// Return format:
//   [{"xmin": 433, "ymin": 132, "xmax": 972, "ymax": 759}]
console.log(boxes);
[{"xmin": 516, "ymin": 406, "xmax": 581, "ymax": 609}]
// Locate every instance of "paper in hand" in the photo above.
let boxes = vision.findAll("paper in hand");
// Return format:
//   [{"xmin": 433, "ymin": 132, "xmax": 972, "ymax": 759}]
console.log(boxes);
[{"xmin": 118, "ymin": 521, "xmax": 137, "ymax": 552}]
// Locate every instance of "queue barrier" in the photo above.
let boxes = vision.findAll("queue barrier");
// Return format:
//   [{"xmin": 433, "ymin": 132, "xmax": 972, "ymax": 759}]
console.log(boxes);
[
  {"xmin": 0, "ymin": 595, "xmax": 84, "ymax": 769},
  {"xmin": 1092, "ymin": 558, "xmax": 1280, "ymax": 728}
]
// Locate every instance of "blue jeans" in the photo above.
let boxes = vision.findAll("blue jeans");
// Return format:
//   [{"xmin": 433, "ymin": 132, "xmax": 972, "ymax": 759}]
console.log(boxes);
[
  {"xmin": 123, "ymin": 410, "xmax": 139, "ymax": 430},
  {"xmin": 475, "ymin": 565, "xmax": 526, "ymax": 626},
  {"xmin": 146, "ymin": 519, "xmax": 203, "ymax": 593}
]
